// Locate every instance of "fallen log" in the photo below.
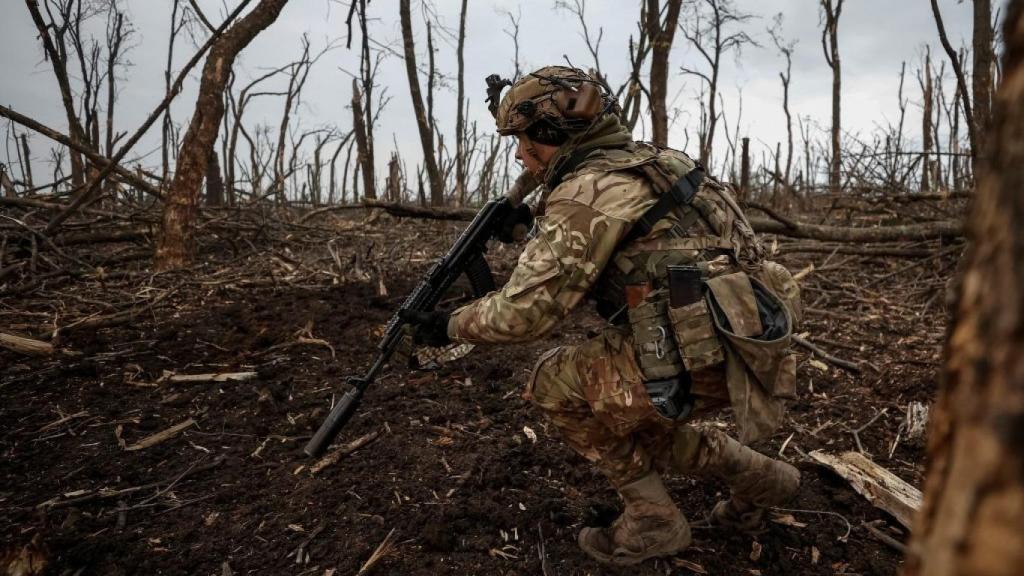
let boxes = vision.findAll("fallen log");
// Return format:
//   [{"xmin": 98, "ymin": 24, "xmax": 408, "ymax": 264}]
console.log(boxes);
[
  {"xmin": 810, "ymin": 450, "xmax": 922, "ymax": 530},
  {"xmin": 355, "ymin": 200, "xmax": 962, "ymax": 242},
  {"xmin": 362, "ymin": 200, "xmax": 476, "ymax": 221},
  {"xmin": 749, "ymin": 217, "xmax": 961, "ymax": 243}
]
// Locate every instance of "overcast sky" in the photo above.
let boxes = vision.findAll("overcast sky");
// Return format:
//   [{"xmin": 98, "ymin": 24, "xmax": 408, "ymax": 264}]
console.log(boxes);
[{"xmin": 0, "ymin": 0, "xmax": 1002, "ymax": 194}]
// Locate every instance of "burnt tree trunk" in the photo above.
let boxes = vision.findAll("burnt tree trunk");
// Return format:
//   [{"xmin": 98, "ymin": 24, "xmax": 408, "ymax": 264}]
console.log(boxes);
[
  {"xmin": 155, "ymin": 0, "xmax": 290, "ymax": 270},
  {"xmin": 206, "ymin": 150, "xmax": 224, "ymax": 206},
  {"xmin": 399, "ymin": 0, "xmax": 444, "ymax": 206},
  {"xmin": 904, "ymin": 4, "xmax": 1024, "ymax": 575},
  {"xmin": 645, "ymin": 0, "xmax": 683, "ymax": 147},
  {"xmin": 973, "ymin": 0, "xmax": 994, "ymax": 158},
  {"xmin": 351, "ymin": 79, "xmax": 375, "ymax": 200}
]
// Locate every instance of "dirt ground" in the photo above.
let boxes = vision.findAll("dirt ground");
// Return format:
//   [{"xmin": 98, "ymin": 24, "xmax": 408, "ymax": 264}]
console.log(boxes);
[{"xmin": 1, "ymin": 213, "xmax": 953, "ymax": 575}]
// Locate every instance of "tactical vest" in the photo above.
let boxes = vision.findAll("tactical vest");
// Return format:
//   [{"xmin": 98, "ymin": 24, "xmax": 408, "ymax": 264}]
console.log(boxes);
[{"xmin": 562, "ymin": 143, "xmax": 803, "ymax": 441}]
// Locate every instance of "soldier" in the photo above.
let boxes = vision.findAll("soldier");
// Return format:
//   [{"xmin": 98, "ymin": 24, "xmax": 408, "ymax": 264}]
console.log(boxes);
[{"xmin": 403, "ymin": 66, "xmax": 801, "ymax": 566}]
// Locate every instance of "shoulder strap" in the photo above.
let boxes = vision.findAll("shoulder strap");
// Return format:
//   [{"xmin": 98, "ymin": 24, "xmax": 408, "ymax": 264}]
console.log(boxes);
[{"xmin": 620, "ymin": 166, "xmax": 705, "ymax": 247}]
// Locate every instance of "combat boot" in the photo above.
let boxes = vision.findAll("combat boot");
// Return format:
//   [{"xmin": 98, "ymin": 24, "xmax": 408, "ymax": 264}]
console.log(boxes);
[
  {"xmin": 578, "ymin": 471, "xmax": 691, "ymax": 566},
  {"xmin": 699, "ymin": 430, "xmax": 800, "ymax": 531}
]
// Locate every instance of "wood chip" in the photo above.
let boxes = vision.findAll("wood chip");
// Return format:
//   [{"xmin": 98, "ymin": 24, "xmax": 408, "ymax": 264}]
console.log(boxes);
[
  {"xmin": 0, "ymin": 332, "xmax": 53, "ymax": 356},
  {"xmin": 124, "ymin": 418, "xmax": 196, "ymax": 451},
  {"xmin": 310, "ymin": 430, "xmax": 381, "ymax": 475},
  {"xmin": 166, "ymin": 372, "xmax": 257, "ymax": 384},
  {"xmin": 810, "ymin": 450, "xmax": 922, "ymax": 529}
]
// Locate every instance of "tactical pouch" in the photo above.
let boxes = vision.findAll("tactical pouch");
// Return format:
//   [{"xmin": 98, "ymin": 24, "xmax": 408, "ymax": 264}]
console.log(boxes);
[
  {"xmin": 663, "ymin": 265, "xmax": 725, "ymax": 376},
  {"xmin": 627, "ymin": 294, "xmax": 685, "ymax": 380},
  {"xmin": 705, "ymin": 272, "xmax": 797, "ymax": 400},
  {"xmin": 668, "ymin": 301, "xmax": 725, "ymax": 374}
]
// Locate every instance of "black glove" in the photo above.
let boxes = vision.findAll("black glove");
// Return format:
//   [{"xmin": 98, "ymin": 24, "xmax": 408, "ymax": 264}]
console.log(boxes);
[
  {"xmin": 497, "ymin": 202, "xmax": 534, "ymax": 244},
  {"xmin": 400, "ymin": 309, "xmax": 452, "ymax": 348}
]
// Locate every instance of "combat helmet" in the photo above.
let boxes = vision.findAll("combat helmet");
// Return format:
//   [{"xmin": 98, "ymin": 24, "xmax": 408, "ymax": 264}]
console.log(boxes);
[{"xmin": 486, "ymin": 66, "xmax": 611, "ymax": 144}]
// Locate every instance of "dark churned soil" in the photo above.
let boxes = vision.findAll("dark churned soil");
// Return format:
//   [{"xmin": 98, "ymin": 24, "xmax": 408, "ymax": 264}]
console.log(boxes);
[{"xmin": 1, "ymin": 215, "xmax": 950, "ymax": 576}]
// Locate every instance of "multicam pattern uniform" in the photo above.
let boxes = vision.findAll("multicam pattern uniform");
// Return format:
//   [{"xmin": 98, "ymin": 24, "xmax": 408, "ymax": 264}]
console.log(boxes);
[{"xmin": 446, "ymin": 141, "xmax": 764, "ymax": 487}]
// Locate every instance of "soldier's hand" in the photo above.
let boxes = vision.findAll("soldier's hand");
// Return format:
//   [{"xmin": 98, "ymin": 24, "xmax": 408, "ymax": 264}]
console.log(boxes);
[
  {"xmin": 399, "ymin": 309, "xmax": 452, "ymax": 348},
  {"xmin": 497, "ymin": 201, "xmax": 534, "ymax": 244}
]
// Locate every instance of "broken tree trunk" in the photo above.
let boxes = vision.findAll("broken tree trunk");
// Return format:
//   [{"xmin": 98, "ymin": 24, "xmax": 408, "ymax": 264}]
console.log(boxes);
[
  {"xmin": 155, "ymin": 0, "xmax": 290, "ymax": 271},
  {"xmin": 904, "ymin": 4, "xmax": 1024, "ymax": 575}
]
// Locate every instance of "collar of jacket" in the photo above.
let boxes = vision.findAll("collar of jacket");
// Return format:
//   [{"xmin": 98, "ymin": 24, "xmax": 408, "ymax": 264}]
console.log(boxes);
[{"xmin": 542, "ymin": 114, "xmax": 633, "ymax": 190}]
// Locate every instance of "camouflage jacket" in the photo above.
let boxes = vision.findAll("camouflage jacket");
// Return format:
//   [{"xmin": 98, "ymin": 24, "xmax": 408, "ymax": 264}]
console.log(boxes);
[{"xmin": 447, "ymin": 139, "xmax": 762, "ymax": 345}]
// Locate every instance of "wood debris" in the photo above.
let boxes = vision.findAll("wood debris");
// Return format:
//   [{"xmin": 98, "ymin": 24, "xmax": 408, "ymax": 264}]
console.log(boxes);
[
  {"xmin": 164, "ymin": 372, "xmax": 257, "ymax": 384},
  {"xmin": 124, "ymin": 418, "xmax": 197, "ymax": 451},
  {"xmin": 810, "ymin": 450, "xmax": 922, "ymax": 529},
  {"xmin": 357, "ymin": 528, "xmax": 397, "ymax": 575},
  {"xmin": 0, "ymin": 332, "xmax": 53, "ymax": 357},
  {"xmin": 309, "ymin": 430, "xmax": 381, "ymax": 475}
]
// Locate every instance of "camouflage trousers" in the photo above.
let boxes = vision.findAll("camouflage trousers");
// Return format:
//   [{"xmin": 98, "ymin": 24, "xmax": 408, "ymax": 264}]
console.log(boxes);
[{"xmin": 524, "ymin": 326, "xmax": 732, "ymax": 488}]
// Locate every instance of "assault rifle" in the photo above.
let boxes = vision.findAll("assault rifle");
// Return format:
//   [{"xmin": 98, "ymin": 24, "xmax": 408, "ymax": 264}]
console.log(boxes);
[{"xmin": 304, "ymin": 197, "xmax": 533, "ymax": 458}]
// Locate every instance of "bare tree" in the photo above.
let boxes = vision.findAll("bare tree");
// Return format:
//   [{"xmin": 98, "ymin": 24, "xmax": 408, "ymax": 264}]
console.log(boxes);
[
  {"xmin": 768, "ymin": 14, "xmax": 795, "ymax": 189},
  {"xmin": 399, "ymin": 0, "xmax": 443, "ymax": 205},
  {"xmin": 155, "ymin": 0, "xmax": 290, "ymax": 270},
  {"xmin": 905, "ymin": 3, "xmax": 1024, "ymax": 575},
  {"xmin": 25, "ymin": 0, "xmax": 91, "ymax": 189},
  {"xmin": 645, "ymin": 0, "xmax": 683, "ymax": 147},
  {"xmin": 351, "ymin": 78, "xmax": 375, "ymax": 200},
  {"xmin": 929, "ymin": 0, "xmax": 977, "ymax": 176},
  {"xmin": 679, "ymin": 0, "xmax": 755, "ymax": 168},
  {"xmin": 454, "ymin": 0, "xmax": 469, "ymax": 206},
  {"xmin": 820, "ymin": 0, "xmax": 844, "ymax": 193},
  {"xmin": 919, "ymin": 47, "xmax": 935, "ymax": 192}
]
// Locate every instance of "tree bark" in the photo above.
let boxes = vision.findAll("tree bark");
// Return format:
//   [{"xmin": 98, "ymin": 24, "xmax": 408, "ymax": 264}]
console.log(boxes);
[
  {"xmin": 904, "ymin": 4, "xmax": 1024, "ymax": 575},
  {"xmin": 645, "ymin": 0, "xmax": 683, "ymax": 147},
  {"xmin": 155, "ymin": 0, "xmax": 289, "ymax": 270},
  {"xmin": 973, "ymin": 0, "xmax": 995, "ymax": 158},
  {"xmin": 399, "ymin": 0, "xmax": 444, "ymax": 206}
]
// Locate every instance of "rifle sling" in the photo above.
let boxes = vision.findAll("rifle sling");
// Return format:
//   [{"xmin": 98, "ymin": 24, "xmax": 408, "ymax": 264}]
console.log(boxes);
[{"xmin": 621, "ymin": 166, "xmax": 705, "ymax": 247}]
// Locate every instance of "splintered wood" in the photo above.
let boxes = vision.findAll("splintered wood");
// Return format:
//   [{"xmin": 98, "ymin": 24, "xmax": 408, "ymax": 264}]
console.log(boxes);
[
  {"xmin": 124, "ymin": 418, "xmax": 197, "ymax": 451},
  {"xmin": 165, "ymin": 372, "xmax": 257, "ymax": 384},
  {"xmin": 810, "ymin": 450, "xmax": 922, "ymax": 529}
]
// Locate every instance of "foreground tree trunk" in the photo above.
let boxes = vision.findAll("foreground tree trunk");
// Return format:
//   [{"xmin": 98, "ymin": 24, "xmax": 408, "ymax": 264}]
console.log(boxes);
[
  {"xmin": 155, "ymin": 0, "xmax": 289, "ymax": 270},
  {"xmin": 904, "ymin": 4, "xmax": 1024, "ymax": 575}
]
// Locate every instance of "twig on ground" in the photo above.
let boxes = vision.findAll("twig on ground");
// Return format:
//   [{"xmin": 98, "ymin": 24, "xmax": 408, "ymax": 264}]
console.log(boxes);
[
  {"xmin": 793, "ymin": 334, "xmax": 862, "ymax": 373},
  {"xmin": 861, "ymin": 520, "xmax": 908, "ymax": 554}
]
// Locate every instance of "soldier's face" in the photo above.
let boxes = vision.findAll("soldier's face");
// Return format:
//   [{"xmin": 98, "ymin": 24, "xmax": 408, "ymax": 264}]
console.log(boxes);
[{"xmin": 515, "ymin": 133, "xmax": 557, "ymax": 177}]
